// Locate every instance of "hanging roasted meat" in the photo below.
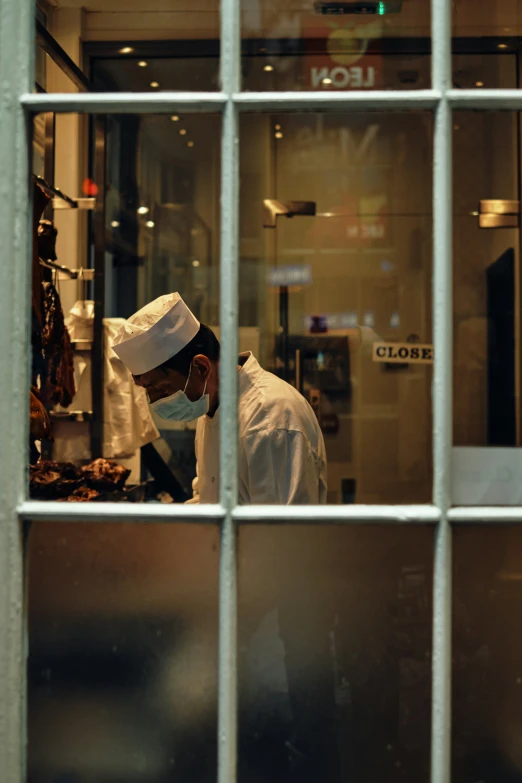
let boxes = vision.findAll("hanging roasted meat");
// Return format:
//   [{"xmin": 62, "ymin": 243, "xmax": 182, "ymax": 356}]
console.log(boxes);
[
  {"xmin": 29, "ymin": 387, "xmax": 53, "ymax": 465},
  {"xmin": 41, "ymin": 281, "xmax": 76, "ymax": 407},
  {"xmin": 37, "ymin": 219, "xmax": 58, "ymax": 262},
  {"xmin": 32, "ymin": 182, "xmax": 51, "ymax": 385}
]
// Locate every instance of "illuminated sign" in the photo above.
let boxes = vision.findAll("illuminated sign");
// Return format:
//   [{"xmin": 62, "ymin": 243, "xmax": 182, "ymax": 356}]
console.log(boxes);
[{"xmin": 268, "ymin": 265, "xmax": 312, "ymax": 287}]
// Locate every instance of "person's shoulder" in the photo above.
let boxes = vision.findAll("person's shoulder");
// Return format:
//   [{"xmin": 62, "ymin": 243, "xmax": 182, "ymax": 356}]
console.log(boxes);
[{"xmin": 240, "ymin": 366, "xmax": 319, "ymax": 435}]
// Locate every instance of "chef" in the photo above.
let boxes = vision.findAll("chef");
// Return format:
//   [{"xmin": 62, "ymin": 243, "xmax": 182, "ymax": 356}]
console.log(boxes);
[{"xmin": 112, "ymin": 292, "xmax": 327, "ymax": 505}]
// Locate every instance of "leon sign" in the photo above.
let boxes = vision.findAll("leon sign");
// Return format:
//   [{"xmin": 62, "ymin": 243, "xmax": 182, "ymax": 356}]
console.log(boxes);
[
  {"xmin": 303, "ymin": 16, "xmax": 383, "ymax": 90},
  {"xmin": 372, "ymin": 343, "xmax": 434, "ymax": 365}
]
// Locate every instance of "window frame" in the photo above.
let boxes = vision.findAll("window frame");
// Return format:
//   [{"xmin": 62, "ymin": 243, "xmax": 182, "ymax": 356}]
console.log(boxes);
[{"xmin": 2, "ymin": 0, "xmax": 521, "ymax": 781}]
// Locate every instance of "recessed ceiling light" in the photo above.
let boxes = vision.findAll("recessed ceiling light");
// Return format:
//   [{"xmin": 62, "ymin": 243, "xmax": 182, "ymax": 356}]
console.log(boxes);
[
  {"xmin": 322, "ymin": 77, "xmax": 333, "ymax": 86},
  {"xmin": 275, "ymin": 132, "xmax": 283, "ymax": 139},
  {"xmin": 179, "ymin": 128, "xmax": 187, "ymax": 136},
  {"xmin": 264, "ymin": 64, "xmax": 274, "ymax": 72},
  {"xmin": 150, "ymin": 81, "xmax": 160, "ymax": 88},
  {"xmin": 187, "ymin": 141, "xmax": 195, "ymax": 147},
  {"xmin": 192, "ymin": 260, "xmax": 200, "ymax": 267},
  {"xmin": 111, "ymin": 220, "xmax": 120, "ymax": 228},
  {"xmin": 119, "ymin": 46, "xmax": 134, "ymax": 55},
  {"xmin": 138, "ymin": 60, "xmax": 148, "ymax": 68},
  {"xmin": 471, "ymin": 211, "xmax": 479, "ymax": 216},
  {"xmin": 137, "ymin": 206, "xmax": 149, "ymax": 215},
  {"xmin": 476, "ymin": 81, "xmax": 484, "ymax": 87},
  {"xmin": 171, "ymin": 115, "xmax": 180, "ymax": 122},
  {"xmin": 145, "ymin": 220, "xmax": 155, "ymax": 228},
  {"xmin": 498, "ymin": 43, "xmax": 508, "ymax": 49}
]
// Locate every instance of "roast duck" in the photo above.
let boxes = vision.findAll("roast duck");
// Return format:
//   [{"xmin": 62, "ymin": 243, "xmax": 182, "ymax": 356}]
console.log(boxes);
[
  {"xmin": 30, "ymin": 458, "xmax": 132, "ymax": 502},
  {"xmin": 30, "ymin": 180, "xmax": 76, "ymax": 463}
]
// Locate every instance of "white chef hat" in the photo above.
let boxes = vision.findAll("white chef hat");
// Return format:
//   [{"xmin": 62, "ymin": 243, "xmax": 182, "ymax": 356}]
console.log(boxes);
[{"xmin": 112, "ymin": 293, "xmax": 200, "ymax": 375}]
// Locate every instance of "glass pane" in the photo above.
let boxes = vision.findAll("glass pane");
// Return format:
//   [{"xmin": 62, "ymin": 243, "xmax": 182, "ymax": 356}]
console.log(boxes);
[
  {"xmin": 241, "ymin": 0, "xmax": 431, "ymax": 91},
  {"xmin": 239, "ymin": 112, "xmax": 433, "ymax": 505},
  {"xmin": 453, "ymin": 2, "xmax": 521, "ymax": 89},
  {"xmin": 239, "ymin": 525, "xmax": 434, "ymax": 783},
  {"xmin": 28, "ymin": 522, "xmax": 219, "ymax": 783},
  {"xmin": 453, "ymin": 526, "xmax": 522, "ymax": 781},
  {"xmin": 30, "ymin": 112, "xmax": 220, "ymax": 504},
  {"xmin": 37, "ymin": 1, "xmax": 219, "ymax": 93},
  {"xmin": 452, "ymin": 112, "xmax": 522, "ymax": 505}
]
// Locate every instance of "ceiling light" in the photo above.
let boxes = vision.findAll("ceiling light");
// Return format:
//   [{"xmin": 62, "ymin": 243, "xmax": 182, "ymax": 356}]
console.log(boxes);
[
  {"xmin": 471, "ymin": 211, "xmax": 479, "ymax": 216},
  {"xmin": 138, "ymin": 60, "xmax": 148, "ymax": 68},
  {"xmin": 179, "ymin": 128, "xmax": 187, "ymax": 136},
  {"xmin": 137, "ymin": 206, "xmax": 149, "ymax": 215},
  {"xmin": 275, "ymin": 132, "xmax": 283, "ymax": 139},
  {"xmin": 150, "ymin": 81, "xmax": 160, "ymax": 88},
  {"xmin": 171, "ymin": 115, "xmax": 180, "ymax": 122},
  {"xmin": 187, "ymin": 141, "xmax": 195, "ymax": 147},
  {"xmin": 264, "ymin": 64, "xmax": 274, "ymax": 72},
  {"xmin": 145, "ymin": 220, "xmax": 155, "ymax": 228},
  {"xmin": 275, "ymin": 124, "xmax": 281, "ymax": 130},
  {"xmin": 119, "ymin": 46, "xmax": 134, "ymax": 55},
  {"xmin": 110, "ymin": 220, "xmax": 120, "ymax": 228},
  {"xmin": 192, "ymin": 260, "xmax": 200, "ymax": 267},
  {"xmin": 322, "ymin": 77, "xmax": 333, "ymax": 85},
  {"xmin": 498, "ymin": 43, "xmax": 508, "ymax": 49},
  {"xmin": 475, "ymin": 81, "xmax": 484, "ymax": 87}
]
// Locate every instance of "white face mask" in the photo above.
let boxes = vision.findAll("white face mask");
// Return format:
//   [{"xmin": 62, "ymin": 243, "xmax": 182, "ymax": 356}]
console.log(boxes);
[{"xmin": 151, "ymin": 366, "xmax": 209, "ymax": 422}]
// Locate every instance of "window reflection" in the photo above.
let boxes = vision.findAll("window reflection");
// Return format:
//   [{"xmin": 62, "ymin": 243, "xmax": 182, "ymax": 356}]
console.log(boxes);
[
  {"xmin": 240, "ymin": 112, "xmax": 433, "ymax": 504},
  {"xmin": 239, "ymin": 525, "xmax": 434, "ymax": 783},
  {"xmin": 241, "ymin": 0, "xmax": 431, "ymax": 92},
  {"xmin": 28, "ymin": 523, "xmax": 219, "ymax": 783},
  {"xmin": 454, "ymin": 527, "xmax": 522, "ymax": 781}
]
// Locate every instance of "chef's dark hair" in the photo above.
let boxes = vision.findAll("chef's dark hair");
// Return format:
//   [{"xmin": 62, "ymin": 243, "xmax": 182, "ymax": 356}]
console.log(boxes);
[{"xmin": 158, "ymin": 323, "xmax": 220, "ymax": 376}]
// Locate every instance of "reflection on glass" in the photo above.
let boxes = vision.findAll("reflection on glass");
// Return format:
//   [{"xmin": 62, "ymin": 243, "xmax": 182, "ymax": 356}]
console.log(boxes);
[
  {"xmin": 453, "ymin": 112, "xmax": 520, "ymax": 450},
  {"xmin": 239, "ymin": 525, "xmax": 434, "ymax": 783},
  {"xmin": 240, "ymin": 112, "xmax": 433, "ymax": 504},
  {"xmin": 453, "ymin": 2, "xmax": 521, "ymax": 89},
  {"xmin": 453, "ymin": 527, "xmax": 522, "ymax": 781},
  {"xmin": 106, "ymin": 114, "xmax": 221, "ymax": 322},
  {"xmin": 41, "ymin": 2, "xmax": 219, "ymax": 93},
  {"xmin": 28, "ymin": 523, "xmax": 219, "ymax": 783},
  {"xmin": 241, "ymin": 0, "xmax": 431, "ymax": 91}
]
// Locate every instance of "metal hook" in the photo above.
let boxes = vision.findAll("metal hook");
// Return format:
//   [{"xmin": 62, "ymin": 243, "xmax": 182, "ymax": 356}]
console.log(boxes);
[{"xmin": 78, "ymin": 267, "xmax": 87, "ymax": 302}]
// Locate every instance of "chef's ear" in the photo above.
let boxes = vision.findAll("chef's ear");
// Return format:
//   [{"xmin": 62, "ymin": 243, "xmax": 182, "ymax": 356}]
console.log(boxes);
[{"xmin": 192, "ymin": 354, "xmax": 212, "ymax": 379}]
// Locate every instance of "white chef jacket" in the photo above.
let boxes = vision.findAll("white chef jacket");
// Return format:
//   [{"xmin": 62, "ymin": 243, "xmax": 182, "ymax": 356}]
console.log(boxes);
[
  {"xmin": 64, "ymin": 303, "xmax": 159, "ymax": 458},
  {"xmin": 187, "ymin": 352, "xmax": 327, "ymax": 504}
]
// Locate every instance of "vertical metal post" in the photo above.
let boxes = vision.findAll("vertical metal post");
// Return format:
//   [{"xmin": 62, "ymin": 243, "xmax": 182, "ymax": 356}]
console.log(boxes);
[
  {"xmin": 0, "ymin": 1, "xmax": 33, "ymax": 781},
  {"xmin": 218, "ymin": 0, "xmax": 240, "ymax": 782},
  {"xmin": 431, "ymin": 0, "xmax": 453, "ymax": 782},
  {"xmin": 91, "ymin": 115, "xmax": 107, "ymax": 458}
]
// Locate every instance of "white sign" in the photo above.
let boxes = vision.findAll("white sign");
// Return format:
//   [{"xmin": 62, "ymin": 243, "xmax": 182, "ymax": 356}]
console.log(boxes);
[
  {"xmin": 452, "ymin": 447, "xmax": 522, "ymax": 506},
  {"xmin": 268, "ymin": 265, "xmax": 312, "ymax": 287},
  {"xmin": 372, "ymin": 343, "xmax": 433, "ymax": 364}
]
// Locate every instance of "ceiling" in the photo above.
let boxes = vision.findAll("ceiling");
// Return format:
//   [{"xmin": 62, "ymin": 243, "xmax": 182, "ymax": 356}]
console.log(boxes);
[{"xmin": 44, "ymin": 0, "xmax": 522, "ymax": 42}]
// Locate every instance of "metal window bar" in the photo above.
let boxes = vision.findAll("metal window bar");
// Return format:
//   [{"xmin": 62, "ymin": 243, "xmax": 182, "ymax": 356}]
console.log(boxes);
[{"xmin": 4, "ymin": 0, "xmax": 522, "ymax": 782}]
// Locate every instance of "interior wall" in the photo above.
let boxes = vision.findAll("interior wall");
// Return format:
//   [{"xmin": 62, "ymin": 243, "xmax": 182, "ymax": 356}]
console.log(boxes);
[{"xmin": 46, "ymin": 6, "xmax": 88, "ymax": 318}]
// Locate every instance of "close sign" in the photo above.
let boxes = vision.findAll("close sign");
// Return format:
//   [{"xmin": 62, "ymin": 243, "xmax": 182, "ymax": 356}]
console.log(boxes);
[{"xmin": 372, "ymin": 342, "xmax": 434, "ymax": 365}]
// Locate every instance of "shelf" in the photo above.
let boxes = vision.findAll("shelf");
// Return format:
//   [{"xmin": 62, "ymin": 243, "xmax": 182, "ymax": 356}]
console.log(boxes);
[
  {"xmin": 50, "ymin": 411, "xmax": 93, "ymax": 422},
  {"xmin": 72, "ymin": 340, "xmax": 93, "ymax": 352},
  {"xmin": 52, "ymin": 197, "xmax": 95, "ymax": 211}
]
